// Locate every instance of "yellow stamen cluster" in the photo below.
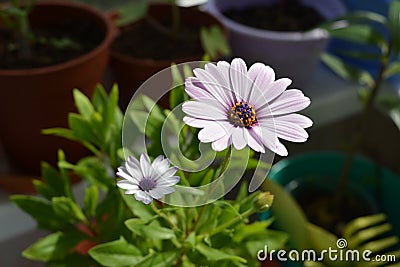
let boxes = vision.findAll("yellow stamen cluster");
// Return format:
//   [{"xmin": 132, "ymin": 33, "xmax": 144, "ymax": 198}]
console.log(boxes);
[{"xmin": 228, "ymin": 101, "xmax": 257, "ymax": 128}]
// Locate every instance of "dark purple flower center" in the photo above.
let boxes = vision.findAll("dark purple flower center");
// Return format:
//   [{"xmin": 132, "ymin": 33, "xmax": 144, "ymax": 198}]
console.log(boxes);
[
  {"xmin": 228, "ymin": 101, "xmax": 257, "ymax": 128},
  {"xmin": 139, "ymin": 177, "xmax": 157, "ymax": 192}
]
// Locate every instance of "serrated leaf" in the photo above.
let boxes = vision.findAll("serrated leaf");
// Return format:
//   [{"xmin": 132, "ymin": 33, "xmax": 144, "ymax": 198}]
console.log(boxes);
[
  {"xmin": 196, "ymin": 243, "xmax": 247, "ymax": 263},
  {"xmin": 89, "ymin": 237, "xmax": 142, "ymax": 267},
  {"xmin": 22, "ymin": 231, "xmax": 85, "ymax": 261},
  {"xmin": 125, "ymin": 220, "xmax": 176, "ymax": 240},
  {"xmin": 52, "ymin": 197, "xmax": 86, "ymax": 223}
]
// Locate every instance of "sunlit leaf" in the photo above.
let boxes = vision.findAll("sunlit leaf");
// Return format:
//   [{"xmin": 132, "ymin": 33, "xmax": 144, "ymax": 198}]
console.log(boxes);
[
  {"xmin": 321, "ymin": 53, "xmax": 374, "ymax": 86},
  {"xmin": 89, "ymin": 237, "xmax": 142, "ymax": 267}
]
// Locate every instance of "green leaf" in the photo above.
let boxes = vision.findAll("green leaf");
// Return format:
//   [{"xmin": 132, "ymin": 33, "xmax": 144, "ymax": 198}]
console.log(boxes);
[
  {"xmin": 89, "ymin": 237, "xmax": 142, "ymax": 267},
  {"xmin": 125, "ymin": 220, "xmax": 176, "ymax": 240},
  {"xmin": 321, "ymin": 53, "xmax": 374, "ymax": 86},
  {"xmin": 195, "ymin": 243, "xmax": 247, "ymax": 263},
  {"xmin": 327, "ymin": 24, "xmax": 385, "ymax": 47},
  {"xmin": 233, "ymin": 220, "xmax": 274, "ymax": 243},
  {"xmin": 115, "ymin": 0, "xmax": 148, "ymax": 27},
  {"xmin": 377, "ymin": 94, "xmax": 400, "ymax": 131},
  {"xmin": 133, "ymin": 251, "xmax": 177, "ymax": 267},
  {"xmin": 22, "ymin": 231, "xmax": 85, "ymax": 262},
  {"xmin": 200, "ymin": 25, "xmax": 231, "ymax": 60},
  {"xmin": 169, "ymin": 64, "xmax": 186, "ymax": 110},
  {"xmin": 63, "ymin": 157, "xmax": 114, "ymax": 189},
  {"xmin": 35, "ymin": 161, "xmax": 71, "ymax": 200},
  {"xmin": 384, "ymin": 61, "xmax": 400, "ymax": 78},
  {"xmin": 389, "ymin": 0, "xmax": 400, "ymax": 55},
  {"xmin": 10, "ymin": 195, "xmax": 68, "ymax": 230},
  {"xmin": 68, "ymin": 113, "xmax": 99, "ymax": 145},
  {"xmin": 120, "ymin": 189, "xmax": 154, "ymax": 221},
  {"xmin": 52, "ymin": 197, "xmax": 86, "ymax": 223},
  {"xmin": 73, "ymin": 89, "xmax": 94, "ymax": 119},
  {"xmin": 84, "ymin": 185, "xmax": 98, "ymax": 217}
]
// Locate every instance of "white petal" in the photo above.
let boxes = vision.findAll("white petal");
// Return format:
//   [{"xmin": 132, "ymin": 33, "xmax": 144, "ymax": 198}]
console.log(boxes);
[
  {"xmin": 275, "ymin": 141, "xmax": 288, "ymax": 157},
  {"xmin": 231, "ymin": 127, "xmax": 248, "ymax": 150},
  {"xmin": 248, "ymin": 63, "xmax": 275, "ymax": 103},
  {"xmin": 211, "ymin": 134, "xmax": 231, "ymax": 151},
  {"xmin": 116, "ymin": 167, "xmax": 140, "ymax": 183},
  {"xmin": 149, "ymin": 187, "xmax": 175, "ymax": 199},
  {"xmin": 229, "ymin": 58, "xmax": 252, "ymax": 101},
  {"xmin": 182, "ymin": 99, "xmax": 227, "ymax": 121},
  {"xmin": 117, "ymin": 180, "xmax": 139, "ymax": 190},
  {"xmin": 140, "ymin": 154, "xmax": 152, "ymax": 177},
  {"xmin": 183, "ymin": 117, "xmax": 215, "ymax": 128},
  {"xmin": 157, "ymin": 167, "xmax": 178, "ymax": 180},
  {"xmin": 125, "ymin": 189, "xmax": 139, "ymax": 195},
  {"xmin": 185, "ymin": 77, "xmax": 214, "ymax": 100},
  {"xmin": 157, "ymin": 176, "xmax": 180, "ymax": 187},
  {"xmin": 275, "ymin": 120, "xmax": 309, "ymax": 143},
  {"xmin": 135, "ymin": 191, "xmax": 153, "ymax": 205},
  {"xmin": 193, "ymin": 66, "xmax": 233, "ymax": 106},
  {"xmin": 268, "ymin": 89, "xmax": 311, "ymax": 116},
  {"xmin": 151, "ymin": 155, "xmax": 170, "ymax": 175},
  {"xmin": 247, "ymin": 126, "xmax": 266, "ymax": 153},
  {"xmin": 264, "ymin": 78, "xmax": 292, "ymax": 102},
  {"xmin": 276, "ymin": 113, "xmax": 313, "ymax": 128},
  {"xmin": 198, "ymin": 122, "xmax": 230, "ymax": 143}
]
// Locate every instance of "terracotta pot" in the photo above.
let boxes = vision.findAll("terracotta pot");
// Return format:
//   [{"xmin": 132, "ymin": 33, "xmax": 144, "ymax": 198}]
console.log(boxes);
[
  {"xmin": 109, "ymin": 3, "xmax": 226, "ymax": 109},
  {"xmin": 0, "ymin": 1, "xmax": 114, "ymax": 178},
  {"xmin": 206, "ymin": 0, "xmax": 346, "ymax": 87}
]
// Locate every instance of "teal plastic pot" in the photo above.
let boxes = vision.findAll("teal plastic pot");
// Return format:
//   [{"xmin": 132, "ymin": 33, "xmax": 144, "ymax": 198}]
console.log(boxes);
[{"xmin": 266, "ymin": 152, "xmax": 400, "ymax": 237}]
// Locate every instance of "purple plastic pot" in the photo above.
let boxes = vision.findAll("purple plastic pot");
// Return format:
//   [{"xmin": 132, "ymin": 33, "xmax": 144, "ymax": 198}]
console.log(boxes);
[{"xmin": 206, "ymin": 0, "xmax": 346, "ymax": 87}]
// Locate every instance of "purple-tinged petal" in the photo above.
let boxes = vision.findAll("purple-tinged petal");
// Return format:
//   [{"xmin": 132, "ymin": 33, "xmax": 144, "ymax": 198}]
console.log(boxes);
[
  {"xmin": 229, "ymin": 58, "xmax": 252, "ymax": 101},
  {"xmin": 276, "ymin": 114, "xmax": 313, "ymax": 128},
  {"xmin": 211, "ymin": 134, "xmax": 231, "ymax": 151},
  {"xmin": 182, "ymin": 99, "xmax": 227, "ymax": 121},
  {"xmin": 231, "ymin": 128, "xmax": 248, "ymax": 150},
  {"xmin": 268, "ymin": 89, "xmax": 311, "ymax": 116}
]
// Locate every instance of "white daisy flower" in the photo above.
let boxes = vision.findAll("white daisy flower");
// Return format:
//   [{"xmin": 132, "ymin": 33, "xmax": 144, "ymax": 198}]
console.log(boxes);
[
  {"xmin": 116, "ymin": 154, "xmax": 180, "ymax": 204},
  {"xmin": 182, "ymin": 58, "xmax": 312, "ymax": 156}
]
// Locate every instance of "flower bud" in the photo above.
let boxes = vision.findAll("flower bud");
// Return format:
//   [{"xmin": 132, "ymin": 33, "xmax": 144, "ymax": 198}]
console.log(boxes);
[{"xmin": 253, "ymin": 192, "xmax": 274, "ymax": 212}]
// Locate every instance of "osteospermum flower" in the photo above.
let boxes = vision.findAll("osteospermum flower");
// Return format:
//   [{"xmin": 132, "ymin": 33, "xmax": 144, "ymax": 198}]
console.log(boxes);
[
  {"xmin": 182, "ymin": 58, "xmax": 312, "ymax": 156},
  {"xmin": 116, "ymin": 154, "xmax": 179, "ymax": 204}
]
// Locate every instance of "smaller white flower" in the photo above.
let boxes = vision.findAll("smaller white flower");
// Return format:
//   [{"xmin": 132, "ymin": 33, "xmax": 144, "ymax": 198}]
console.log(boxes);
[{"xmin": 116, "ymin": 154, "xmax": 180, "ymax": 205}]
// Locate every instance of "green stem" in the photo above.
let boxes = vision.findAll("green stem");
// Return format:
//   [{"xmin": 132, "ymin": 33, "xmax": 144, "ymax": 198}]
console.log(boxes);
[
  {"xmin": 196, "ymin": 207, "xmax": 255, "ymax": 242},
  {"xmin": 170, "ymin": 0, "xmax": 180, "ymax": 40},
  {"xmin": 335, "ymin": 44, "xmax": 392, "ymax": 210},
  {"xmin": 150, "ymin": 202, "xmax": 179, "ymax": 231}
]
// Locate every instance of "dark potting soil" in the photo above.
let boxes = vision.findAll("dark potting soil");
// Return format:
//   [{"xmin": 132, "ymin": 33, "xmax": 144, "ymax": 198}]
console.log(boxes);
[
  {"xmin": 111, "ymin": 17, "xmax": 204, "ymax": 61},
  {"xmin": 0, "ymin": 18, "xmax": 104, "ymax": 69},
  {"xmin": 223, "ymin": 0, "xmax": 325, "ymax": 32}
]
